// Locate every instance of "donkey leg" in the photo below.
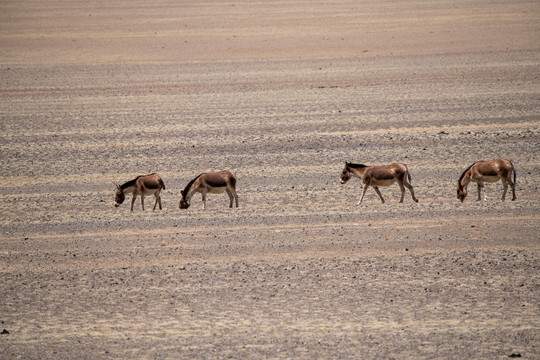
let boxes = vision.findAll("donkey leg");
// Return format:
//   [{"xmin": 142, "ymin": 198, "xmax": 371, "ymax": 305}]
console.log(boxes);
[
  {"xmin": 509, "ymin": 177, "xmax": 517, "ymax": 201},
  {"xmin": 131, "ymin": 195, "xmax": 137, "ymax": 212},
  {"xmin": 140, "ymin": 195, "xmax": 145, "ymax": 210},
  {"xmin": 501, "ymin": 180, "xmax": 508, "ymax": 201},
  {"xmin": 398, "ymin": 183, "xmax": 405, "ymax": 203},
  {"xmin": 358, "ymin": 185, "xmax": 370, "ymax": 205},
  {"xmin": 373, "ymin": 186, "xmax": 385, "ymax": 204},
  {"xmin": 227, "ymin": 181, "xmax": 238, "ymax": 207},
  {"xmin": 158, "ymin": 194, "xmax": 163, "ymax": 209},
  {"xmin": 201, "ymin": 190, "xmax": 207, "ymax": 210},
  {"xmin": 226, "ymin": 189, "xmax": 234, "ymax": 208},
  {"xmin": 476, "ymin": 184, "xmax": 483, "ymax": 201},
  {"xmin": 233, "ymin": 189, "xmax": 239, "ymax": 207},
  {"xmin": 404, "ymin": 182, "xmax": 419, "ymax": 202},
  {"xmin": 153, "ymin": 194, "xmax": 159, "ymax": 210}
]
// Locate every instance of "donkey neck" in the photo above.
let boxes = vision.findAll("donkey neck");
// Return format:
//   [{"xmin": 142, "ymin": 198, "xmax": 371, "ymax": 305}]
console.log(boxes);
[
  {"xmin": 351, "ymin": 166, "xmax": 367, "ymax": 178},
  {"xmin": 183, "ymin": 175, "xmax": 202, "ymax": 201},
  {"xmin": 459, "ymin": 170, "xmax": 472, "ymax": 189},
  {"xmin": 120, "ymin": 183, "xmax": 137, "ymax": 194}
]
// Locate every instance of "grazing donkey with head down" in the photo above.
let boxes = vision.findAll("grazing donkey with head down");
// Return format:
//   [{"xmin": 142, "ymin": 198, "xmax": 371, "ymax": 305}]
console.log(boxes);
[
  {"xmin": 179, "ymin": 170, "xmax": 238, "ymax": 210},
  {"xmin": 340, "ymin": 162, "xmax": 419, "ymax": 205},
  {"xmin": 114, "ymin": 173, "xmax": 165, "ymax": 211},
  {"xmin": 457, "ymin": 158, "xmax": 516, "ymax": 202}
]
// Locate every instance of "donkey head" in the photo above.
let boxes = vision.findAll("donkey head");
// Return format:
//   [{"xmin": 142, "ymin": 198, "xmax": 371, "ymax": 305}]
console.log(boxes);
[
  {"xmin": 340, "ymin": 163, "xmax": 352, "ymax": 184},
  {"xmin": 456, "ymin": 184, "xmax": 467, "ymax": 202},
  {"xmin": 178, "ymin": 190, "xmax": 190, "ymax": 209},
  {"xmin": 114, "ymin": 185, "xmax": 125, "ymax": 207}
]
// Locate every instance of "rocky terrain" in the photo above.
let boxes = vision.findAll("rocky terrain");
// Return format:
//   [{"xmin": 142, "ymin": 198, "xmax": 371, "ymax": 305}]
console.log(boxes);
[{"xmin": 1, "ymin": 0, "xmax": 539, "ymax": 358}]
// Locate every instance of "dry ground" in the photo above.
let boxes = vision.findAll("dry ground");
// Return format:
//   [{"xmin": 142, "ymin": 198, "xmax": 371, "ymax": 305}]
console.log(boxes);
[{"xmin": 1, "ymin": 1, "xmax": 540, "ymax": 359}]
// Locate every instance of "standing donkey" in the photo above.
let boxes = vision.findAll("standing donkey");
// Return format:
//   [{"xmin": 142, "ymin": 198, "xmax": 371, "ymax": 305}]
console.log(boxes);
[
  {"xmin": 114, "ymin": 173, "xmax": 165, "ymax": 211},
  {"xmin": 340, "ymin": 162, "xmax": 419, "ymax": 204},
  {"xmin": 179, "ymin": 170, "xmax": 238, "ymax": 210},
  {"xmin": 457, "ymin": 158, "xmax": 516, "ymax": 202}
]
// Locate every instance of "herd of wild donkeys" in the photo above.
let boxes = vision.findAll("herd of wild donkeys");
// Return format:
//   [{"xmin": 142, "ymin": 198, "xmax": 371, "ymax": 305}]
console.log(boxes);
[{"xmin": 113, "ymin": 158, "xmax": 517, "ymax": 212}]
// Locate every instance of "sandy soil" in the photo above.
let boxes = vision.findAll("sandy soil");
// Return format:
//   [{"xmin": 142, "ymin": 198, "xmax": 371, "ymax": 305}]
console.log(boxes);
[{"xmin": 1, "ymin": 1, "xmax": 539, "ymax": 358}]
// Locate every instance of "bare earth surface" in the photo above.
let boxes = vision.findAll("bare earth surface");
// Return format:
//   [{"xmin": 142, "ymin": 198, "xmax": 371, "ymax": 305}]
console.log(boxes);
[{"xmin": 1, "ymin": 1, "xmax": 540, "ymax": 358}]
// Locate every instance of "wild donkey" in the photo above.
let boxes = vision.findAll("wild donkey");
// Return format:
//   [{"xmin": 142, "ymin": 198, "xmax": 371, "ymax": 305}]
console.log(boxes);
[
  {"xmin": 179, "ymin": 170, "xmax": 238, "ymax": 210},
  {"xmin": 340, "ymin": 162, "xmax": 419, "ymax": 204},
  {"xmin": 114, "ymin": 173, "xmax": 165, "ymax": 211},
  {"xmin": 457, "ymin": 158, "xmax": 516, "ymax": 202}
]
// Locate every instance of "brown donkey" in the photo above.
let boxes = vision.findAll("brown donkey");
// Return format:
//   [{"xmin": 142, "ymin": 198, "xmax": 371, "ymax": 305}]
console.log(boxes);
[
  {"xmin": 179, "ymin": 170, "xmax": 238, "ymax": 210},
  {"xmin": 114, "ymin": 173, "xmax": 165, "ymax": 211},
  {"xmin": 340, "ymin": 162, "xmax": 419, "ymax": 204},
  {"xmin": 457, "ymin": 159, "xmax": 516, "ymax": 202}
]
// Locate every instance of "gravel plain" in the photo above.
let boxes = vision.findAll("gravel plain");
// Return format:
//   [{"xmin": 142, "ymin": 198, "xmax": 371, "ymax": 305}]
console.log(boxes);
[{"xmin": 1, "ymin": 1, "xmax": 539, "ymax": 358}]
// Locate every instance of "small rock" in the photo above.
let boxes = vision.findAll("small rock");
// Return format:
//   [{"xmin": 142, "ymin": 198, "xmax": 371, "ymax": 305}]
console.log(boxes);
[{"xmin": 1, "ymin": 329, "xmax": 9, "ymax": 335}]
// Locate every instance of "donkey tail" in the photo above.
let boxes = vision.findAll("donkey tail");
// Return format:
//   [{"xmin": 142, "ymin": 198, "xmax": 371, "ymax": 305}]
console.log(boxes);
[
  {"xmin": 404, "ymin": 164, "xmax": 412, "ymax": 184},
  {"xmin": 512, "ymin": 162, "xmax": 516, "ymax": 185},
  {"xmin": 159, "ymin": 177, "xmax": 166, "ymax": 190}
]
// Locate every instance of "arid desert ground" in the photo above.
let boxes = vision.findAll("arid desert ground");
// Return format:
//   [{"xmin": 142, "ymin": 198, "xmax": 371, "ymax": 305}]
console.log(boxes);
[{"xmin": 1, "ymin": 1, "xmax": 539, "ymax": 358}]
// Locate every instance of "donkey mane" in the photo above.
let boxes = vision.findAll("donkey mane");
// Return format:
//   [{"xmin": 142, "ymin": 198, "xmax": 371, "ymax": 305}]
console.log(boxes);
[
  {"xmin": 347, "ymin": 162, "xmax": 368, "ymax": 169},
  {"xmin": 119, "ymin": 173, "xmax": 157, "ymax": 190},
  {"xmin": 182, "ymin": 174, "xmax": 203, "ymax": 195}
]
